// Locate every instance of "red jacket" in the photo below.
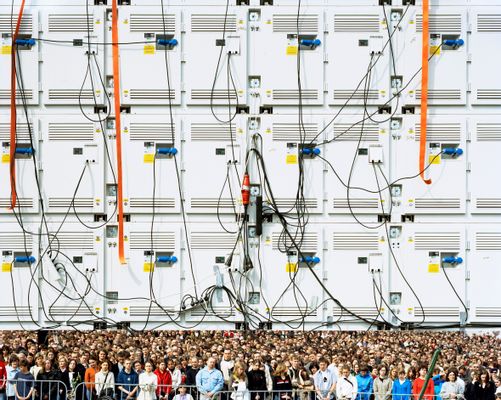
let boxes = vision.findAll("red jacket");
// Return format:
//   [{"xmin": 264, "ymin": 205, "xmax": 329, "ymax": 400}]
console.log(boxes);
[
  {"xmin": 412, "ymin": 377, "xmax": 435, "ymax": 399},
  {"xmin": 155, "ymin": 369, "xmax": 172, "ymax": 396},
  {"xmin": 0, "ymin": 361, "xmax": 6, "ymax": 390}
]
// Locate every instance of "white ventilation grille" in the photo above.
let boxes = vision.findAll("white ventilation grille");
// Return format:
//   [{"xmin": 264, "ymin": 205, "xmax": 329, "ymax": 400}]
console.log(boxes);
[
  {"xmin": 0, "ymin": 232, "xmax": 33, "ymax": 251},
  {"xmin": 129, "ymin": 89, "xmax": 175, "ymax": 100},
  {"xmin": 48, "ymin": 89, "xmax": 94, "ymax": 100},
  {"xmin": 271, "ymin": 198, "xmax": 318, "ymax": 211},
  {"xmin": 415, "ymin": 123, "xmax": 461, "ymax": 142},
  {"xmin": 48, "ymin": 198, "xmax": 94, "ymax": 208},
  {"xmin": 272, "ymin": 232, "xmax": 318, "ymax": 252},
  {"xmin": 333, "ymin": 198, "xmax": 379, "ymax": 209},
  {"xmin": 190, "ymin": 198, "xmax": 237, "ymax": 209},
  {"xmin": 48, "ymin": 14, "xmax": 94, "ymax": 32},
  {"xmin": 477, "ymin": 14, "xmax": 501, "ymax": 32},
  {"xmin": 272, "ymin": 14, "xmax": 319, "ymax": 33},
  {"xmin": 0, "ymin": 306, "xmax": 33, "ymax": 317},
  {"xmin": 0, "ymin": 198, "xmax": 34, "ymax": 209},
  {"xmin": 129, "ymin": 232, "xmax": 175, "ymax": 251},
  {"xmin": 416, "ymin": 14, "xmax": 462, "ymax": 34},
  {"xmin": 415, "ymin": 89, "xmax": 462, "ymax": 100},
  {"xmin": 333, "ymin": 90, "xmax": 379, "ymax": 100},
  {"xmin": 475, "ymin": 232, "xmax": 501, "ymax": 250},
  {"xmin": 414, "ymin": 307, "xmax": 460, "ymax": 318},
  {"xmin": 49, "ymin": 232, "xmax": 94, "ymax": 250},
  {"xmin": 190, "ymin": 306, "xmax": 234, "ymax": 317},
  {"xmin": 476, "ymin": 123, "xmax": 501, "ymax": 141},
  {"xmin": 414, "ymin": 198, "xmax": 461, "ymax": 209},
  {"xmin": 332, "ymin": 232, "xmax": 379, "ymax": 250},
  {"xmin": 190, "ymin": 232, "xmax": 236, "ymax": 250},
  {"xmin": 334, "ymin": 14, "xmax": 380, "ymax": 33},
  {"xmin": 129, "ymin": 198, "xmax": 175, "ymax": 209},
  {"xmin": 271, "ymin": 123, "xmax": 318, "ymax": 142},
  {"xmin": 272, "ymin": 90, "xmax": 319, "ymax": 101},
  {"xmin": 0, "ymin": 90, "xmax": 33, "ymax": 100},
  {"xmin": 332, "ymin": 123, "xmax": 379, "ymax": 141},
  {"xmin": 49, "ymin": 307, "xmax": 95, "ymax": 317},
  {"xmin": 190, "ymin": 123, "xmax": 236, "ymax": 141},
  {"xmin": 128, "ymin": 123, "xmax": 175, "ymax": 141},
  {"xmin": 190, "ymin": 14, "xmax": 237, "ymax": 32},
  {"xmin": 129, "ymin": 14, "xmax": 175, "ymax": 33},
  {"xmin": 48, "ymin": 123, "xmax": 94, "ymax": 141},
  {"xmin": 0, "ymin": 14, "xmax": 33, "ymax": 33},
  {"xmin": 475, "ymin": 307, "xmax": 501, "ymax": 318},
  {"xmin": 190, "ymin": 89, "xmax": 237, "ymax": 100},
  {"xmin": 271, "ymin": 307, "xmax": 317, "ymax": 318},
  {"xmin": 0, "ymin": 123, "xmax": 33, "ymax": 142},
  {"xmin": 129, "ymin": 305, "xmax": 175, "ymax": 317},
  {"xmin": 414, "ymin": 232, "xmax": 461, "ymax": 251},
  {"xmin": 476, "ymin": 198, "xmax": 501, "ymax": 209},
  {"xmin": 332, "ymin": 307, "xmax": 379, "ymax": 318},
  {"xmin": 476, "ymin": 89, "xmax": 501, "ymax": 101}
]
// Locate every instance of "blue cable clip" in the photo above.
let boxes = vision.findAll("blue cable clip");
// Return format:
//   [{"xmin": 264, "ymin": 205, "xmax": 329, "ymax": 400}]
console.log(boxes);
[
  {"xmin": 157, "ymin": 38, "xmax": 178, "ymax": 47},
  {"xmin": 15, "ymin": 147, "xmax": 34, "ymax": 155},
  {"xmin": 15, "ymin": 256, "xmax": 36, "ymax": 263},
  {"xmin": 443, "ymin": 147, "xmax": 463, "ymax": 156},
  {"xmin": 15, "ymin": 38, "xmax": 36, "ymax": 47},
  {"xmin": 442, "ymin": 256, "xmax": 463, "ymax": 265},
  {"xmin": 300, "ymin": 39, "xmax": 321, "ymax": 48},
  {"xmin": 443, "ymin": 38, "xmax": 464, "ymax": 48},
  {"xmin": 300, "ymin": 256, "xmax": 320, "ymax": 264},
  {"xmin": 157, "ymin": 147, "xmax": 178, "ymax": 156},
  {"xmin": 157, "ymin": 255, "xmax": 178, "ymax": 263},
  {"xmin": 301, "ymin": 147, "xmax": 320, "ymax": 156}
]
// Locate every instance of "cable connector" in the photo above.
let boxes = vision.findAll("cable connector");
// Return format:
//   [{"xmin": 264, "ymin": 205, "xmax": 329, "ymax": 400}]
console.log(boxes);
[
  {"xmin": 300, "ymin": 147, "xmax": 320, "ymax": 157},
  {"xmin": 443, "ymin": 38, "xmax": 464, "ymax": 48},
  {"xmin": 15, "ymin": 38, "xmax": 35, "ymax": 47},
  {"xmin": 157, "ymin": 38, "xmax": 178, "ymax": 47},
  {"xmin": 14, "ymin": 256, "xmax": 36, "ymax": 263},
  {"xmin": 15, "ymin": 147, "xmax": 34, "ymax": 155},
  {"xmin": 244, "ymin": 255, "xmax": 254, "ymax": 272},
  {"xmin": 442, "ymin": 147, "xmax": 463, "ymax": 157},
  {"xmin": 300, "ymin": 256, "xmax": 320, "ymax": 264},
  {"xmin": 300, "ymin": 39, "xmax": 321, "ymax": 48},
  {"xmin": 157, "ymin": 255, "xmax": 178, "ymax": 263},
  {"xmin": 442, "ymin": 256, "xmax": 463, "ymax": 265},
  {"xmin": 156, "ymin": 147, "xmax": 178, "ymax": 155}
]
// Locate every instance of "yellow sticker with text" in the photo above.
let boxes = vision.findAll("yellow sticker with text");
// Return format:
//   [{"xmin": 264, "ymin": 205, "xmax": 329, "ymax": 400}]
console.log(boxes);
[
  {"xmin": 2, "ymin": 263, "xmax": 12, "ymax": 272},
  {"xmin": 428, "ymin": 263, "xmax": 439, "ymax": 273},
  {"xmin": 286, "ymin": 262, "xmax": 298, "ymax": 273},
  {"xmin": 429, "ymin": 154, "xmax": 441, "ymax": 165},
  {"xmin": 286, "ymin": 154, "xmax": 298, "ymax": 164},
  {"xmin": 144, "ymin": 262, "xmax": 154, "ymax": 272},
  {"xmin": 430, "ymin": 45, "xmax": 441, "ymax": 56},
  {"xmin": 1, "ymin": 45, "xmax": 11, "ymax": 55},
  {"xmin": 286, "ymin": 45, "xmax": 298, "ymax": 55},
  {"xmin": 144, "ymin": 44, "xmax": 155, "ymax": 55},
  {"xmin": 144, "ymin": 154, "xmax": 154, "ymax": 163},
  {"xmin": 2, "ymin": 154, "xmax": 10, "ymax": 163}
]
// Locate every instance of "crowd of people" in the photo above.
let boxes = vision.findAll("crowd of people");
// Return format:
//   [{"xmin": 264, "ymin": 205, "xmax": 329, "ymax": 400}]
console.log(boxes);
[{"xmin": 0, "ymin": 330, "xmax": 500, "ymax": 400}]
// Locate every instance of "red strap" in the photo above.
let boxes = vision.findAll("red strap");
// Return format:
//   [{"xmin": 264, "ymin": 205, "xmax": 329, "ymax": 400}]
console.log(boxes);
[
  {"xmin": 9, "ymin": 0, "xmax": 27, "ymax": 209},
  {"xmin": 419, "ymin": 0, "xmax": 432, "ymax": 185},
  {"xmin": 111, "ymin": 0, "xmax": 126, "ymax": 264}
]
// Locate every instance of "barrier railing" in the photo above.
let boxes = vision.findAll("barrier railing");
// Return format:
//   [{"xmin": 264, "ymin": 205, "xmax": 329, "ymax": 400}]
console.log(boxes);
[{"xmin": 4, "ymin": 379, "xmax": 69, "ymax": 400}]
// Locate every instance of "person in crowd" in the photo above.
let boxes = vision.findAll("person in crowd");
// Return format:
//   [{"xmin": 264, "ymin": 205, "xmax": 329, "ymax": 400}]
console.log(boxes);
[
  {"xmin": 412, "ymin": 365, "xmax": 435, "ymax": 400},
  {"xmin": 392, "ymin": 369, "xmax": 412, "ymax": 400},
  {"xmin": 0, "ymin": 354, "xmax": 6, "ymax": 400},
  {"xmin": 154, "ymin": 361, "xmax": 172, "ymax": 400},
  {"xmin": 440, "ymin": 368, "xmax": 465, "ymax": 400},
  {"xmin": 14, "ymin": 360, "xmax": 34, "ymax": 400},
  {"xmin": 373, "ymin": 364, "xmax": 392, "ymax": 400},
  {"xmin": 220, "ymin": 350, "xmax": 235, "ymax": 400},
  {"xmin": 134, "ymin": 363, "xmax": 144, "ymax": 376},
  {"xmin": 272, "ymin": 363, "xmax": 292, "ymax": 400},
  {"xmin": 196, "ymin": 357, "xmax": 224, "ymax": 400},
  {"xmin": 184, "ymin": 358, "xmax": 199, "ymax": 399},
  {"xmin": 433, "ymin": 368, "xmax": 447, "ymax": 400},
  {"xmin": 230, "ymin": 362, "xmax": 250, "ymax": 400},
  {"xmin": 465, "ymin": 372, "xmax": 479, "ymax": 400},
  {"xmin": 84, "ymin": 358, "xmax": 98, "ymax": 400},
  {"xmin": 473, "ymin": 370, "xmax": 495, "ymax": 400},
  {"xmin": 336, "ymin": 365, "xmax": 357, "ymax": 400},
  {"xmin": 95, "ymin": 361, "xmax": 115, "ymax": 399},
  {"xmin": 172, "ymin": 386, "xmax": 193, "ymax": 400},
  {"xmin": 313, "ymin": 357, "xmax": 336, "ymax": 400},
  {"xmin": 247, "ymin": 360, "xmax": 267, "ymax": 400},
  {"xmin": 7, "ymin": 355, "xmax": 20, "ymax": 400},
  {"xmin": 37, "ymin": 360, "xmax": 57, "ymax": 400},
  {"xmin": 138, "ymin": 362, "xmax": 157, "ymax": 400},
  {"xmin": 355, "ymin": 364, "xmax": 373, "ymax": 400},
  {"xmin": 166, "ymin": 360, "xmax": 181, "ymax": 400},
  {"xmin": 117, "ymin": 359, "xmax": 139, "ymax": 400},
  {"xmin": 30, "ymin": 355, "xmax": 44, "ymax": 380}
]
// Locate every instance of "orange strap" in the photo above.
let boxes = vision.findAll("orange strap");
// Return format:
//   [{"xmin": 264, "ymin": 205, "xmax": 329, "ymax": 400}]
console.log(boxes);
[
  {"xmin": 112, "ymin": 0, "xmax": 126, "ymax": 264},
  {"xmin": 419, "ymin": 0, "xmax": 432, "ymax": 185},
  {"xmin": 9, "ymin": 0, "xmax": 26, "ymax": 209}
]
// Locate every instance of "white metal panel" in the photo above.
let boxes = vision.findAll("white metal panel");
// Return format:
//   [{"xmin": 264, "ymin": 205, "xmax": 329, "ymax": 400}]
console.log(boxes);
[
  {"xmin": 401, "ymin": 7, "xmax": 467, "ymax": 106},
  {"xmin": 184, "ymin": 8, "xmax": 247, "ymax": 105},
  {"xmin": 251, "ymin": 7, "xmax": 324, "ymax": 106},
  {"xmin": 41, "ymin": 8, "xmax": 106, "ymax": 106},
  {"xmin": 41, "ymin": 115, "xmax": 104, "ymax": 214},
  {"xmin": 0, "ymin": 8, "xmax": 39, "ymax": 105},
  {"xmin": 392, "ymin": 114, "xmax": 467, "ymax": 215},
  {"xmin": 119, "ymin": 7, "xmax": 181, "ymax": 106}
]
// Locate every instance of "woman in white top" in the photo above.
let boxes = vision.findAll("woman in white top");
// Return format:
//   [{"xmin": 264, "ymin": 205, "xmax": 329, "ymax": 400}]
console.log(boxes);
[
  {"xmin": 95, "ymin": 361, "xmax": 115, "ymax": 398},
  {"xmin": 336, "ymin": 365, "xmax": 358, "ymax": 400},
  {"xmin": 138, "ymin": 362, "xmax": 158, "ymax": 400},
  {"xmin": 29, "ymin": 355, "xmax": 44, "ymax": 380},
  {"xmin": 230, "ymin": 362, "xmax": 250, "ymax": 400},
  {"xmin": 440, "ymin": 369, "xmax": 465, "ymax": 400}
]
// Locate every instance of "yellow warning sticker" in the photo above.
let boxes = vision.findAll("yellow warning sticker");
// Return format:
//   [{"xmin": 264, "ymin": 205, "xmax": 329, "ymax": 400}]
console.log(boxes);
[
  {"xmin": 2, "ymin": 263, "xmax": 12, "ymax": 273},
  {"xmin": 428, "ymin": 263, "xmax": 440, "ymax": 273},
  {"xmin": 144, "ymin": 153, "xmax": 154, "ymax": 163},
  {"xmin": 144, "ymin": 44, "xmax": 155, "ymax": 55},
  {"xmin": 430, "ymin": 45, "xmax": 441, "ymax": 56},
  {"xmin": 1, "ymin": 45, "xmax": 11, "ymax": 55},
  {"xmin": 2, "ymin": 154, "xmax": 10, "ymax": 163},
  {"xmin": 144, "ymin": 262, "xmax": 154, "ymax": 272},
  {"xmin": 286, "ymin": 154, "xmax": 298, "ymax": 164},
  {"xmin": 429, "ymin": 154, "xmax": 441, "ymax": 165},
  {"xmin": 286, "ymin": 45, "xmax": 298, "ymax": 55},
  {"xmin": 286, "ymin": 262, "xmax": 298, "ymax": 273}
]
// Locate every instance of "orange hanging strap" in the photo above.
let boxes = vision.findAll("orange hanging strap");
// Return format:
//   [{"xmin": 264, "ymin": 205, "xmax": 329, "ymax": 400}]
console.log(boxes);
[
  {"xmin": 111, "ymin": 0, "xmax": 126, "ymax": 264},
  {"xmin": 9, "ymin": 0, "xmax": 27, "ymax": 209},
  {"xmin": 419, "ymin": 0, "xmax": 432, "ymax": 185}
]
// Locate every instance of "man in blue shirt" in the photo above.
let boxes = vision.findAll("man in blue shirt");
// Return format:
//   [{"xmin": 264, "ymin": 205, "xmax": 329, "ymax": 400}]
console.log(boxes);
[
  {"xmin": 355, "ymin": 364, "xmax": 373, "ymax": 400},
  {"xmin": 117, "ymin": 359, "xmax": 139, "ymax": 400},
  {"xmin": 196, "ymin": 358, "xmax": 224, "ymax": 400},
  {"xmin": 14, "ymin": 359, "xmax": 34, "ymax": 400}
]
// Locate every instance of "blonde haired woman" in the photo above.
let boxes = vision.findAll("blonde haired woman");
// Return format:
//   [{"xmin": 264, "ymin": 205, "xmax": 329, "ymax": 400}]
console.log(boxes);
[
  {"xmin": 272, "ymin": 363, "xmax": 293, "ymax": 400},
  {"xmin": 231, "ymin": 362, "xmax": 250, "ymax": 400}
]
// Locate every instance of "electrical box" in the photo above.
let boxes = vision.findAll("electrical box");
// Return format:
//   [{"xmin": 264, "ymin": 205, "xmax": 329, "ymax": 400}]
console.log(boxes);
[
  {"xmin": 251, "ymin": 7, "xmax": 324, "ymax": 106},
  {"xmin": 0, "ymin": 8, "xmax": 39, "ymax": 105},
  {"xmin": 41, "ymin": 8, "xmax": 106, "ymax": 106},
  {"xmin": 41, "ymin": 116, "xmax": 104, "ymax": 214},
  {"xmin": 119, "ymin": 7, "xmax": 181, "ymax": 106}
]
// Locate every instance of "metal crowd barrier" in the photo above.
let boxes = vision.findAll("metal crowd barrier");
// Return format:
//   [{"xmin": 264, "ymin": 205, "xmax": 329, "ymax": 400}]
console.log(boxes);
[{"xmin": 4, "ymin": 379, "xmax": 69, "ymax": 400}]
